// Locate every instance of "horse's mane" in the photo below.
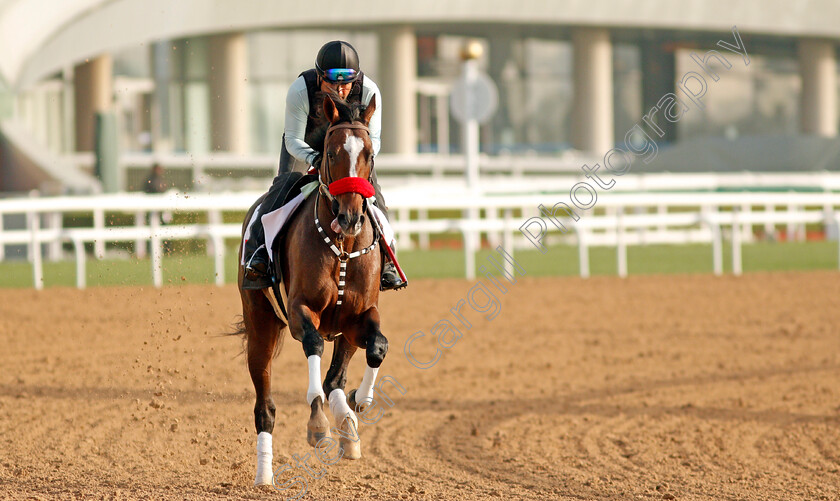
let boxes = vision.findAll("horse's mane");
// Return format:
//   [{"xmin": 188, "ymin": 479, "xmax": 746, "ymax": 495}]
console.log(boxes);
[{"xmin": 305, "ymin": 91, "xmax": 368, "ymax": 154}]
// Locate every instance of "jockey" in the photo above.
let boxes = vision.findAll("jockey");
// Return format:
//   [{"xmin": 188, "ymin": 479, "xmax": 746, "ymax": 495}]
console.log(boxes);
[{"xmin": 243, "ymin": 40, "xmax": 404, "ymax": 291}]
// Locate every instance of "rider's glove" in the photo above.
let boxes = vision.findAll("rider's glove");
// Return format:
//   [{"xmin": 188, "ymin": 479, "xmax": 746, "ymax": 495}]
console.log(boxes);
[{"xmin": 309, "ymin": 152, "xmax": 323, "ymax": 170}]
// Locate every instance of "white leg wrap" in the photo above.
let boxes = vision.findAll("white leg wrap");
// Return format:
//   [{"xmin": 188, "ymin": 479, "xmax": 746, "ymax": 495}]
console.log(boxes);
[
  {"xmin": 356, "ymin": 365, "xmax": 379, "ymax": 405},
  {"xmin": 306, "ymin": 355, "xmax": 326, "ymax": 405},
  {"xmin": 328, "ymin": 389, "xmax": 357, "ymax": 428},
  {"xmin": 254, "ymin": 431, "xmax": 273, "ymax": 486}
]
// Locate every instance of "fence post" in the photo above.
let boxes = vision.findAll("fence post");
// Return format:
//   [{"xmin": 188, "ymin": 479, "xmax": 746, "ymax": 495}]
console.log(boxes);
[
  {"xmin": 709, "ymin": 216, "xmax": 723, "ymax": 276},
  {"xmin": 28, "ymin": 210, "xmax": 43, "ymax": 290},
  {"xmin": 577, "ymin": 228, "xmax": 590, "ymax": 279},
  {"xmin": 617, "ymin": 208, "xmax": 627, "ymax": 278},
  {"xmin": 398, "ymin": 207, "xmax": 412, "ymax": 250},
  {"xmin": 463, "ymin": 222, "xmax": 476, "ymax": 280},
  {"xmin": 418, "ymin": 209, "xmax": 430, "ymax": 250},
  {"xmin": 73, "ymin": 238, "xmax": 86, "ymax": 289},
  {"xmin": 150, "ymin": 211, "xmax": 163, "ymax": 288},
  {"xmin": 207, "ymin": 210, "xmax": 222, "ymax": 257},
  {"xmin": 93, "ymin": 209, "xmax": 105, "ymax": 258},
  {"xmin": 732, "ymin": 208, "xmax": 742, "ymax": 276},
  {"xmin": 0, "ymin": 210, "xmax": 5, "ymax": 261},
  {"xmin": 502, "ymin": 209, "xmax": 514, "ymax": 278},
  {"xmin": 212, "ymin": 233, "xmax": 225, "ymax": 286},
  {"xmin": 741, "ymin": 203, "xmax": 752, "ymax": 242},
  {"xmin": 48, "ymin": 212, "xmax": 62, "ymax": 261},
  {"xmin": 134, "ymin": 211, "xmax": 147, "ymax": 258},
  {"xmin": 833, "ymin": 211, "xmax": 840, "ymax": 271}
]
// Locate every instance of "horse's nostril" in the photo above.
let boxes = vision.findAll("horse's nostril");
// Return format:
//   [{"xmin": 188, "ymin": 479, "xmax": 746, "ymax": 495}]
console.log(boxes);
[{"xmin": 337, "ymin": 214, "xmax": 348, "ymax": 227}]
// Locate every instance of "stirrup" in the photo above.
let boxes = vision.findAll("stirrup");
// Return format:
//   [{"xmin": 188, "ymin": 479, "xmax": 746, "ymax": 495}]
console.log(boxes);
[
  {"xmin": 380, "ymin": 263, "xmax": 406, "ymax": 291},
  {"xmin": 245, "ymin": 247, "xmax": 269, "ymax": 279}
]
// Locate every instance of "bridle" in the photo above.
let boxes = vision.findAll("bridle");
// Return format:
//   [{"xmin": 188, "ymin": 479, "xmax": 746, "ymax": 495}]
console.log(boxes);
[
  {"xmin": 319, "ymin": 122, "xmax": 375, "ymax": 192},
  {"xmin": 313, "ymin": 120, "xmax": 380, "ymax": 307}
]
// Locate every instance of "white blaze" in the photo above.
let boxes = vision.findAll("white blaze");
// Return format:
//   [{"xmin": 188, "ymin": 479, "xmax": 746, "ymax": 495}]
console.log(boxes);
[{"xmin": 343, "ymin": 135, "xmax": 365, "ymax": 177}]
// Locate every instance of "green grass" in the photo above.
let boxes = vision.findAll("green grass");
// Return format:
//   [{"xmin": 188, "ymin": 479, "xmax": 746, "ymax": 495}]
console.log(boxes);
[{"xmin": 0, "ymin": 240, "xmax": 836, "ymax": 288}]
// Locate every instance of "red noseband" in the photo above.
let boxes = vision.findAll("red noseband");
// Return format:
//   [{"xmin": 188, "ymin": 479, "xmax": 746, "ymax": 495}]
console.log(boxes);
[{"xmin": 328, "ymin": 177, "xmax": 375, "ymax": 198}]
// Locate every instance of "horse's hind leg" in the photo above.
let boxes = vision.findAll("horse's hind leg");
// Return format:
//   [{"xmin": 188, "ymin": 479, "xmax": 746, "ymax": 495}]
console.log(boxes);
[
  {"xmin": 348, "ymin": 308, "xmax": 389, "ymax": 418},
  {"xmin": 323, "ymin": 335, "xmax": 361, "ymax": 459},
  {"xmin": 243, "ymin": 290, "xmax": 284, "ymax": 486},
  {"xmin": 290, "ymin": 304, "xmax": 331, "ymax": 447}
]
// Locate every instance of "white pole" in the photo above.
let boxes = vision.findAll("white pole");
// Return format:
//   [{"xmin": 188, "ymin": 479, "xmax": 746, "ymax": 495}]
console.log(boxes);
[
  {"xmin": 150, "ymin": 212, "xmax": 163, "ymax": 288},
  {"xmin": 502, "ymin": 210, "xmax": 514, "ymax": 278},
  {"xmin": 135, "ymin": 211, "xmax": 147, "ymax": 258},
  {"xmin": 578, "ymin": 229, "xmax": 590, "ymax": 278},
  {"xmin": 398, "ymin": 207, "xmax": 412, "ymax": 250},
  {"xmin": 418, "ymin": 209, "xmax": 430, "ymax": 250},
  {"xmin": 48, "ymin": 212, "xmax": 62, "ymax": 261},
  {"xmin": 213, "ymin": 233, "xmax": 225, "ymax": 286},
  {"xmin": 0, "ymin": 210, "xmax": 5, "ymax": 261},
  {"xmin": 463, "ymin": 58, "xmax": 480, "ymax": 191},
  {"xmin": 711, "ymin": 222, "xmax": 723, "ymax": 276},
  {"xmin": 28, "ymin": 210, "xmax": 43, "ymax": 290},
  {"xmin": 834, "ymin": 212, "xmax": 840, "ymax": 270},
  {"xmin": 93, "ymin": 209, "xmax": 105, "ymax": 259},
  {"xmin": 74, "ymin": 239, "xmax": 86, "ymax": 289},
  {"xmin": 732, "ymin": 209, "xmax": 742, "ymax": 276},
  {"xmin": 462, "ymin": 57, "xmax": 481, "ymax": 254},
  {"xmin": 463, "ymin": 225, "xmax": 476, "ymax": 280},
  {"xmin": 617, "ymin": 209, "xmax": 627, "ymax": 278}
]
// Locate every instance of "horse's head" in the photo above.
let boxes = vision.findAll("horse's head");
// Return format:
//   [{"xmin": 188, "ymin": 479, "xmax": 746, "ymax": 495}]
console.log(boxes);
[{"xmin": 320, "ymin": 93, "xmax": 377, "ymax": 238}]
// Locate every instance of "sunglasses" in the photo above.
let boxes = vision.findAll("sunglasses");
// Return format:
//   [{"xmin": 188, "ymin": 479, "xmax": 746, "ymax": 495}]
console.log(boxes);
[{"xmin": 322, "ymin": 68, "xmax": 357, "ymax": 83}]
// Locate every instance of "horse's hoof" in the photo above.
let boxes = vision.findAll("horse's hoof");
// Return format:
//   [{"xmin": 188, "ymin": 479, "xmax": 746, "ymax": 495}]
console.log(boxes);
[
  {"xmin": 307, "ymin": 398, "xmax": 331, "ymax": 447},
  {"xmin": 347, "ymin": 389, "xmax": 370, "ymax": 414},
  {"xmin": 254, "ymin": 476, "xmax": 273, "ymax": 487},
  {"xmin": 307, "ymin": 426, "xmax": 331, "ymax": 447},
  {"xmin": 338, "ymin": 417, "xmax": 361, "ymax": 460}
]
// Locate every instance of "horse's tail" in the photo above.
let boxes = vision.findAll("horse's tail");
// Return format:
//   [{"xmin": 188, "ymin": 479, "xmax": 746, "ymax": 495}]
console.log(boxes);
[
  {"xmin": 225, "ymin": 315, "xmax": 287, "ymax": 360},
  {"xmin": 226, "ymin": 316, "xmax": 248, "ymax": 337}
]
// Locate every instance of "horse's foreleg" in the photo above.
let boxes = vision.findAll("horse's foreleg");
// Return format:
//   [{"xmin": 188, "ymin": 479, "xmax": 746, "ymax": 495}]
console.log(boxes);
[
  {"xmin": 244, "ymin": 292, "xmax": 282, "ymax": 486},
  {"xmin": 348, "ymin": 308, "xmax": 389, "ymax": 416},
  {"xmin": 290, "ymin": 304, "xmax": 330, "ymax": 447},
  {"xmin": 323, "ymin": 335, "xmax": 361, "ymax": 459}
]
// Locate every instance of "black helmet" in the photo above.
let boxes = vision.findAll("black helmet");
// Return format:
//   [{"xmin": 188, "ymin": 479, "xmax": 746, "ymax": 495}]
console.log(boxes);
[{"xmin": 315, "ymin": 41, "xmax": 360, "ymax": 83}]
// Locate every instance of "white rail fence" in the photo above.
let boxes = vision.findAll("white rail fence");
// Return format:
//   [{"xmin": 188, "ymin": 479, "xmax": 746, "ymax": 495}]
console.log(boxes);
[{"xmin": 1, "ymin": 190, "xmax": 838, "ymax": 290}]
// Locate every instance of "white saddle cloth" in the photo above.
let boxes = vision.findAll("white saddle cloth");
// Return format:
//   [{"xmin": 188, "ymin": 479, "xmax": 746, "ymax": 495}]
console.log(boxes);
[{"xmin": 243, "ymin": 181, "xmax": 395, "ymax": 264}]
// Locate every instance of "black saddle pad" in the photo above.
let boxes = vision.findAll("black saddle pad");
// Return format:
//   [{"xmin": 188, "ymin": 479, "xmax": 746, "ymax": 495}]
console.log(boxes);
[
  {"xmin": 265, "ymin": 172, "xmax": 318, "ymax": 254},
  {"xmin": 264, "ymin": 172, "xmax": 318, "ymax": 213}
]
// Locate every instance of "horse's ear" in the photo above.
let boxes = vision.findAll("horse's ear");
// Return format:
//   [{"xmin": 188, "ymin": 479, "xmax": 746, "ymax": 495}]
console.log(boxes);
[
  {"xmin": 361, "ymin": 95, "xmax": 376, "ymax": 125},
  {"xmin": 323, "ymin": 95, "xmax": 340, "ymax": 124}
]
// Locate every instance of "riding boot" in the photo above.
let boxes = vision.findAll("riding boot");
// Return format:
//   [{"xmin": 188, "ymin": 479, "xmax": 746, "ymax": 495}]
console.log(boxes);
[
  {"xmin": 380, "ymin": 243, "xmax": 405, "ymax": 291},
  {"xmin": 242, "ymin": 219, "xmax": 272, "ymax": 290}
]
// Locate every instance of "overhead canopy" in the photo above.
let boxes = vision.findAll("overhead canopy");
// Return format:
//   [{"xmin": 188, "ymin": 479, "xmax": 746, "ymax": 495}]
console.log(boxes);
[{"xmin": 2, "ymin": 0, "xmax": 840, "ymax": 89}]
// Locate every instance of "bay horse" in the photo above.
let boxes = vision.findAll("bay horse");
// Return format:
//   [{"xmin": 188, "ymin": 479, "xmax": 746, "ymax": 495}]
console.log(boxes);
[{"xmin": 235, "ymin": 94, "xmax": 388, "ymax": 486}]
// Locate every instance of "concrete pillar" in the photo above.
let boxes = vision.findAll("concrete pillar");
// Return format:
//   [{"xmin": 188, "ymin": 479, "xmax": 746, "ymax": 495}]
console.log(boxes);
[
  {"xmin": 150, "ymin": 41, "xmax": 173, "ymax": 152},
  {"xmin": 208, "ymin": 33, "xmax": 249, "ymax": 153},
  {"xmin": 572, "ymin": 28, "xmax": 614, "ymax": 153},
  {"xmin": 378, "ymin": 26, "xmax": 418, "ymax": 155},
  {"xmin": 489, "ymin": 34, "xmax": 524, "ymax": 152},
  {"xmin": 73, "ymin": 55, "xmax": 113, "ymax": 152},
  {"xmin": 798, "ymin": 39, "xmax": 837, "ymax": 136},
  {"xmin": 641, "ymin": 38, "xmax": 677, "ymax": 143}
]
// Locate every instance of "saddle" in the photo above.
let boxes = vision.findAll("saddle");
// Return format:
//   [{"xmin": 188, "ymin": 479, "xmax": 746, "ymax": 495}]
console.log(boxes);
[{"xmin": 250, "ymin": 172, "xmax": 320, "ymax": 321}]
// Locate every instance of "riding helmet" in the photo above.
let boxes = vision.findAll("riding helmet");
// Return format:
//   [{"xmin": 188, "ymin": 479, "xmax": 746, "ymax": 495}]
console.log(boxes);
[{"xmin": 315, "ymin": 41, "xmax": 360, "ymax": 82}]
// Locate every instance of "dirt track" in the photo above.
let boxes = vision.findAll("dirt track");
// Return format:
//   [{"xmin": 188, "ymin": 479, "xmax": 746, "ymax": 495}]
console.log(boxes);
[{"xmin": 0, "ymin": 272, "xmax": 838, "ymax": 500}]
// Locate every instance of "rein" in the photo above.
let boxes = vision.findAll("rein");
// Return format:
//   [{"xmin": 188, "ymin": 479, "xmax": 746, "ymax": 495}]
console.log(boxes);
[{"xmin": 315, "ymin": 120, "xmax": 379, "ymax": 307}]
